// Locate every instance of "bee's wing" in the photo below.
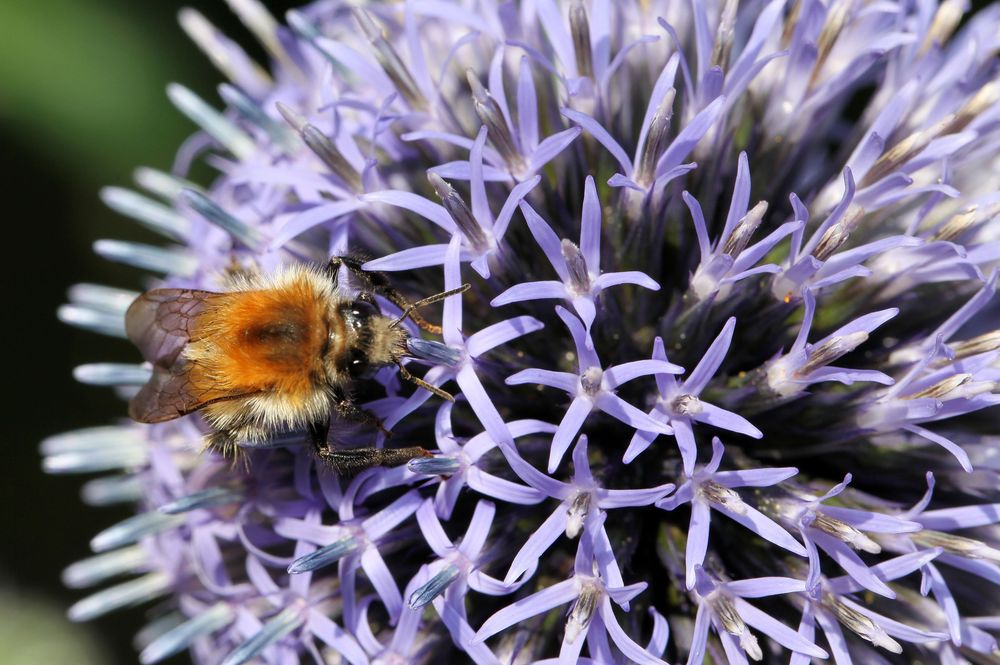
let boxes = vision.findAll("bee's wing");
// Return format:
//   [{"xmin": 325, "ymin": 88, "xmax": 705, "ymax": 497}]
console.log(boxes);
[{"xmin": 125, "ymin": 289, "xmax": 252, "ymax": 423}]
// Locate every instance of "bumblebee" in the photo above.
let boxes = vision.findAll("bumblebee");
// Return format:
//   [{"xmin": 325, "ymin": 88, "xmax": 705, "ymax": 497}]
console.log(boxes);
[{"xmin": 126, "ymin": 256, "xmax": 465, "ymax": 472}]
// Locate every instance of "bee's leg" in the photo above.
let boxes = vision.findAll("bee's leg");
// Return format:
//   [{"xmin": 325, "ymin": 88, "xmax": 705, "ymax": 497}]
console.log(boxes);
[
  {"xmin": 315, "ymin": 446, "xmax": 431, "ymax": 475},
  {"xmin": 332, "ymin": 397, "xmax": 392, "ymax": 438},
  {"xmin": 308, "ymin": 419, "xmax": 330, "ymax": 451},
  {"xmin": 203, "ymin": 429, "xmax": 250, "ymax": 470},
  {"xmin": 328, "ymin": 255, "xmax": 442, "ymax": 333}
]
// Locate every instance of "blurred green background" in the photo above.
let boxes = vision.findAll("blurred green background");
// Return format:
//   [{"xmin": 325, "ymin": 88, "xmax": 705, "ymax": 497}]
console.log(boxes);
[{"xmin": 0, "ymin": 1, "xmax": 295, "ymax": 663}]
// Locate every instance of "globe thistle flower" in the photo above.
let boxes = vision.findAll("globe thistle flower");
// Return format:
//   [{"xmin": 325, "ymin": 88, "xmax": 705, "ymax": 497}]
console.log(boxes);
[{"xmin": 48, "ymin": 0, "xmax": 1000, "ymax": 663}]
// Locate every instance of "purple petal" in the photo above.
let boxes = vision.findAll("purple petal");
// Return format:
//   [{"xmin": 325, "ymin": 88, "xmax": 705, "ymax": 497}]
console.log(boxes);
[
  {"xmin": 598, "ymin": 482, "xmax": 675, "ymax": 508},
  {"xmin": 623, "ymin": 427, "xmax": 658, "ymax": 464},
  {"xmin": 918, "ymin": 503, "xmax": 1000, "ymax": 530},
  {"xmin": 491, "ymin": 280, "xmax": 568, "ymax": 307},
  {"xmin": 580, "ymin": 176, "xmax": 602, "ymax": 271},
  {"xmin": 361, "ymin": 547, "xmax": 402, "ymax": 624},
  {"xmin": 599, "ymin": 599, "xmax": 666, "ymax": 665},
  {"xmin": 517, "ymin": 56, "xmax": 539, "ymax": 151},
  {"xmin": 716, "ymin": 504, "xmax": 807, "ymax": 556},
  {"xmin": 685, "ymin": 603, "xmax": 711, "ymax": 665},
  {"xmin": 561, "ymin": 108, "xmax": 633, "ymax": 175},
  {"xmin": 571, "ymin": 435, "xmax": 594, "ymax": 486},
  {"xmin": 720, "ymin": 152, "xmax": 751, "ymax": 243},
  {"xmin": 725, "ymin": 577, "xmax": 806, "ymax": 598},
  {"xmin": 469, "ymin": 126, "xmax": 491, "ymax": 229},
  {"xmin": 555, "ymin": 305, "xmax": 600, "ymax": 369},
  {"xmin": 529, "ymin": 127, "xmax": 582, "ymax": 173},
  {"xmin": 686, "ymin": 501, "xmax": 711, "ymax": 589},
  {"xmin": 520, "ymin": 203, "xmax": 570, "ymax": 281},
  {"xmin": 712, "ymin": 467, "xmax": 798, "ymax": 488},
  {"xmin": 684, "ymin": 317, "xmax": 736, "ymax": 395},
  {"xmin": 604, "ymin": 359, "xmax": 684, "ymax": 389},
  {"xmin": 363, "ymin": 244, "xmax": 451, "ymax": 271},
  {"xmin": 467, "ymin": 316, "xmax": 544, "ymax": 357},
  {"xmin": 683, "ymin": 191, "xmax": 712, "ymax": 261},
  {"xmin": 457, "ymin": 364, "xmax": 513, "ymax": 446},
  {"xmin": 460, "ymin": 500, "xmax": 496, "ymax": 559},
  {"xmin": 477, "ymin": 577, "xmax": 579, "ymax": 640},
  {"xmin": 362, "ymin": 190, "xmax": 454, "ymax": 232},
  {"xmin": 416, "ymin": 499, "xmax": 453, "ymax": 558},
  {"xmin": 467, "ymin": 468, "xmax": 545, "ymax": 505},
  {"xmin": 692, "ymin": 402, "xmax": 762, "ymax": 438},
  {"xmin": 593, "ymin": 270, "xmax": 661, "ymax": 291},
  {"xmin": 269, "ymin": 200, "xmax": 363, "ymax": 249},
  {"xmin": 550, "ymin": 396, "xmax": 594, "ymax": 472},
  {"xmin": 493, "ymin": 175, "xmax": 541, "ymax": 241},
  {"xmin": 811, "ymin": 531, "xmax": 894, "ymax": 597},
  {"xmin": 656, "ymin": 95, "xmax": 726, "ymax": 175},
  {"xmin": 734, "ymin": 598, "xmax": 829, "ymax": 658},
  {"xmin": 595, "ymin": 393, "xmax": 673, "ymax": 435},
  {"xmin": 506, "ymin": 368, "xmax": 579, "ymax": 393}
]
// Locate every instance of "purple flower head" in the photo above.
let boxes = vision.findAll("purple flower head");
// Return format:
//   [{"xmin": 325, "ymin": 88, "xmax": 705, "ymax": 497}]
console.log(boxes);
[
  {"xmin": 507, "ymin": 306, "xmax": 680, "ymax": 472},
  {"xmin": 51, "ymin": 1, "xmax": 1000, "ymax": 663},
  {"xmin": 492, "ymin": 175, "xmax": 660, "ymax": 343},
  {"xmin": 626, "ymin": 318, "xmax": 763, "ymax": 473},
  {"xmin": 657, "ymin": 438, "xmax": 805, "ymax": 589}
]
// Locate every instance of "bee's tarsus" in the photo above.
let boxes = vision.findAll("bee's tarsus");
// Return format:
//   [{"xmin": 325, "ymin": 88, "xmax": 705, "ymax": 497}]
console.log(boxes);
[
  {"xmin": 389, "ymin": 283, "xmax": 471, "ymax": 332},
  {"xmin": 396, "ymin": 363, "xmax": 456, "ymax": 401}
]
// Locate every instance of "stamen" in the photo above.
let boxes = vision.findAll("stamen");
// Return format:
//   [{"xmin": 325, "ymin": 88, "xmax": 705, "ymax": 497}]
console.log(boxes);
[
  {"xmin": 466, "ymin": 70, "xmax": 526, "ymax": 175},
  {"xmin": 796, "ymin": 331, "xmax": 869, "ymax": 377},
  {"xmin": 711, "ymin": 0, "xmax": 739, "ymax": 70},
  {"xmin": 565, "ymin": 492, "xmax": 592, "ymax": 538},
  {"xmin": 276, "ymin": 102, "xmax": 362, "ymax": 191},
  {"xmin": 62, "ymin": 546, "xmax": 148, "ymax": 588},
  {"xmin": 809, "ymin": 0, "xmax": 854, "ymax": 89},
  {"xmin": 918, "ymin": 0, "xmax": 965, "ymax": 54},
  {"xmin": 565, "ymin": 582, "xmax": 600, "ymax": 644},
  {"xmin": 635, "ymin": 88, "xmax": 676, "ymax": 188},
  {"xmin": 812, "ymin": 205, "xmax": 865, "ymax": 261},
  {"xmin": 287, "ymin": 535, "xmax": 361, "ymax": 573},
  {"xmin": 218, "ymin": 84, "xmax": 296, "ymax": 151},
  {"xmin": 569, "ymin": 1, "xmax": 593, "ymax": 79},
  {"xmin": 67, "ymin": 572, "xmax": 172, "ymax": 622},
  {"xmin": 182, "ymin": 189, "xmax": 266, "ymax": 251},
  {"xmin": 699, "ymin": 480, "xmax": 749, "ymax": 515},
  {"xmin": 428, "ymin": 173, "xmax": 490, "ymax": 251},
  {"xmin": 671, "ymin": 394, "xmax": 703, "ymax": 416},
  {"xmin": 100, "ymin": 187, "xmax": 191, "ymax": 240},
  {"xmin": 408, "ymin": 564, "xmax": 462, "ymax": 608},
  {"xmin": 722, "ymin": 201, "xmax": 769, "ymax": 257},
  {"xmin": 406, "ymin": 339, "xmax": 462, "ymax": 367},
  {"xmin": 825, "ymin": 595, "xmax": 902, "ymax": 653},
  {"xmin": 220, "ymin": 604, "xmax": 306, "ymax": 665},
  {"xmin": 178, "ymin": 9, "xmax": 270, "ymax": 93},
  {"xmin": 90, "ymin": 512, "xmax": 186, "ymax": 552},
  {"xmin": 949, "ymin": 330, "xmax": 1000, "ymax": 359},
  {"xmin": 140, "ymin": 602, "xmax": 236, "ymax": 664},
  {"xmin": 407, "ymin": 455, "xmax": 461, "ymax": 475},
  {"xmin": 714, "ymin": 595, "xmax": 762, "ymax": 660},
  {"xmin": 912, "ymin": 530, "xmax": 1000, "ymax": 563},
  {"xmin": 166, "ymin": 83, "xmax": 256, "ymax": 160},
  {"xmin": 580, "ymin": 367, "xmax": 604, "ymax": 395},
  {"xmin": 561, "ymin": 239, "xmax": 591, "ymax": 294},
  {"xmin": 907, "ymin": 373, "xmax": 971, "ymax": 400},
  {"xmin": 354, "ymin": 9, "xmax": 426, "ymax": 110},
  {"xmin": 159, "ymin": 487, "xmax": 245, "ymax": 514},
  {"xmin": 932, "ymin": 205, "xmax": 978, "ymax": 242},
  {"xmin": 82, "ymin": 475, "xmax": 144, "ymax": 506},
  {"xmin": 811, "ymin": 512, "xmax": 881, "ymax": 553}
]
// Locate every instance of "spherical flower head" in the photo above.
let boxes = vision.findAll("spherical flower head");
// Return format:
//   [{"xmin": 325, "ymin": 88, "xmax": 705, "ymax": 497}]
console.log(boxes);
[{"xmin": 50, "ymin": 1, "xmax": 1000, "ymax": 664}]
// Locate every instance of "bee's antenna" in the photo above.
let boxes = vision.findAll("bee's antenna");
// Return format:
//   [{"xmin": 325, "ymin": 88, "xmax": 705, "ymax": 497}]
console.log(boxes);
[
  {"xmin": 390, "ymin": 284, "xmax": 471, "ymax": 333},
  {"xmin": 396, "ymin": 363, "xmax": 456, "ymax": 402}
]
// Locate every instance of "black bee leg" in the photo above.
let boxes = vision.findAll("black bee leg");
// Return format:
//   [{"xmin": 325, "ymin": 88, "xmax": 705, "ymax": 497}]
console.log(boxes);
[
  {"xmin": 333, "ymin": 398, "xmax": 392, "ymax": 438},
  {"xmin": 203, "ymin": 430, "xmax": 249, "ymax": 469},
  {"xmin": 316, "ymin": 446, "xmax": 432, "ymax": 475},
  {"xmin": 308, "ymin": 420, "xmax": 331, "ymax": 453},
  {"xmin": 328, "ymin": 255, "xmax": 443, "ymax": 333}
]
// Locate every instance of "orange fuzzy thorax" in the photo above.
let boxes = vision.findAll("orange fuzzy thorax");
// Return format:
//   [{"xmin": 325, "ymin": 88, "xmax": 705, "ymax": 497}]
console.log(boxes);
[{"xmin": 183, "ymin": 273, "xmax": 337, "ymax": 405}]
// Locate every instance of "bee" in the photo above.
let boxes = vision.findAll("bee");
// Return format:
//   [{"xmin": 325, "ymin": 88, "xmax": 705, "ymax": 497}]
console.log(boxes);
[{"xmin": 125, "ymin": 256, "xmax": 467, "ymax": 472}]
